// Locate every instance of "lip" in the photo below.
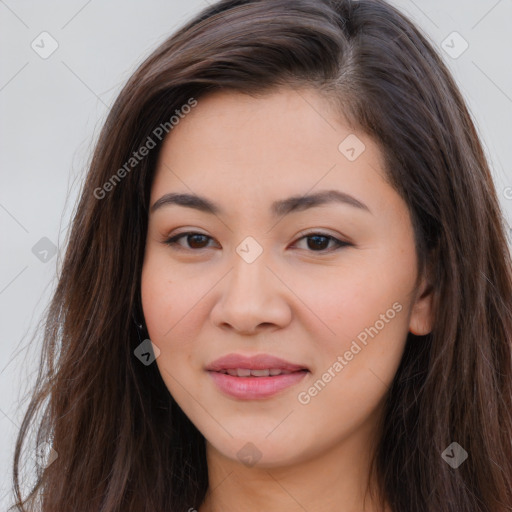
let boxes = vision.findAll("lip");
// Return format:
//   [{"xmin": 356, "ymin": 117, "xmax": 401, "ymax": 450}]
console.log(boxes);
[
  {"xmin": 205, "ymin": 353, "xmax": 310, "ymax": 400},
  {"xmin": 205, "ymin": 353, "xmax": 309, "ymax": 372}
]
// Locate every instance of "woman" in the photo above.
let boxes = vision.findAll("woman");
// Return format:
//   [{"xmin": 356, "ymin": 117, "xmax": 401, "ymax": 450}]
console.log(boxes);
[{"xmin": 10, "ymin": 0, "xmax": 512, "ymax": 511}]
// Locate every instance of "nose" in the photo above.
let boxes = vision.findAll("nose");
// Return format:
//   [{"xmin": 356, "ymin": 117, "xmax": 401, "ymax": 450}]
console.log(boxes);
[{"xmin": 210, "ymin": 249, "xmax": 292, "ymax": 335}]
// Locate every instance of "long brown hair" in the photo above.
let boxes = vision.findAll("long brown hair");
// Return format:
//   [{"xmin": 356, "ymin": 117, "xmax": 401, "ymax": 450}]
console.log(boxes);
[{"xmin": 9, "ymin": 0, "xmax": 512, "ymax": 510}]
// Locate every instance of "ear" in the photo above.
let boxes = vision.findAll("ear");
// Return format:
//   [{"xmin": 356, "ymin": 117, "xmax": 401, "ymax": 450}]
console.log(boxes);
[{"xmin": 408, "ymin": 271, "xmax": 434, "ymax": 336}]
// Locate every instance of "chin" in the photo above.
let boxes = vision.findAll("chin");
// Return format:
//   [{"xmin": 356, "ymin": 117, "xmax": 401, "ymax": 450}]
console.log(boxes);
[{"xmin": 206, "ymin": 430, "xmax": 311, "ymax": 469}]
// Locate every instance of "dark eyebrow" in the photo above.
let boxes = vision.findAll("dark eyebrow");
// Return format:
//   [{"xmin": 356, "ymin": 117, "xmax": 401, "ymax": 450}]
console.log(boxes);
[{"xmin": 150, "ymin": 189, "xmax": 372, "ymax": 216}]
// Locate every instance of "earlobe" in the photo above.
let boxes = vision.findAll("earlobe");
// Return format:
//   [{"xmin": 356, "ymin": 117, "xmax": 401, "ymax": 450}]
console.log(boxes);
[{"xmin": 408, "ymin": 275, "xmax": 435, "ymax": 336}]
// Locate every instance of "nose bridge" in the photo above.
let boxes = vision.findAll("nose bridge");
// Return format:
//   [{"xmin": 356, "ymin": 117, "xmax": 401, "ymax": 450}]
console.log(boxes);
[
  {"xmin": 211, "ymin": 235, "xmax": 290, "ymax": 332},
  {"xmin": 227, "ymin": 236, "xmax": 270, "ymax": 299}
]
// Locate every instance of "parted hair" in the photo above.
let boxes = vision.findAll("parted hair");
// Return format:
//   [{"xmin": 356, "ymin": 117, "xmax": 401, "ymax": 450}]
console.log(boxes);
[{"xmin": 10, "ymin": 1, "xmax": 512, "ymax": 511}]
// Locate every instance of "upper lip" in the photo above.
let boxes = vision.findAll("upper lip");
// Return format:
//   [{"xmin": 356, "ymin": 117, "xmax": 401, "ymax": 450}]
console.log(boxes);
[{"xmin": 205, "ymin": 353, "xmax": 309, "ymax": 372}]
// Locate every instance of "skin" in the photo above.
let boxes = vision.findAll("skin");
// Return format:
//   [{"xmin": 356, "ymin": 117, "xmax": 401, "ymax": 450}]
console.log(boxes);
[{"xmin": 141, "ymin": 87, "xmax": 434, "ymax": 512}]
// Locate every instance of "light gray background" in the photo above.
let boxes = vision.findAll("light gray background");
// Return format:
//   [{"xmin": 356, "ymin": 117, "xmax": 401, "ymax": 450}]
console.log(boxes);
[{"xmin": 1, "ymin": 0, "xmax": 511, "ymax": 507}]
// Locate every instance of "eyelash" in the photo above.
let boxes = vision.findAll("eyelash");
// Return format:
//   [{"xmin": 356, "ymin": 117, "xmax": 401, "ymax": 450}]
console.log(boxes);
[{"xmin": 162, "ymin": 230, "xmax": 351, "ymax": 254}]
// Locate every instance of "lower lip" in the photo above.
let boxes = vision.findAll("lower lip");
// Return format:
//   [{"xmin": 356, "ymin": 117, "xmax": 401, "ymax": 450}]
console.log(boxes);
[{"xmin": 208, "ymin": 370, "xmax": 309, "ymax": 399}]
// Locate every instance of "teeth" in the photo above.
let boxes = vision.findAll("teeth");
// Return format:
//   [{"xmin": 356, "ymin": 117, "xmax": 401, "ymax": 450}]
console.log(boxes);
[
  {"xmin": 250, "ymin": 369, "xmax": 270, "ymax": 377},
  {"xmin": 220, "ymin": 368, "xmax": 295, "ymax": 377}
]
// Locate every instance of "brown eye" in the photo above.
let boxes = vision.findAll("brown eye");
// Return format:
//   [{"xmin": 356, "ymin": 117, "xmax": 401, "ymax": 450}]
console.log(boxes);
[
  {"xmin": 163, "ymin": 232, "xmax": 215, "ymax": 250},
  {"xmin": 162, "ymin": 231, "xmax": 351, "ymax": 254},
  {"xmin": 293, "ymin": 232, "xmax": 351, "ymax": 253},
  {"xmin": 186, "ymin": 233, "xmax": 210, "ymax": 249},
  {"xmin": 305, "ymin": 235, "xmax": 331, "ymax": 251}
]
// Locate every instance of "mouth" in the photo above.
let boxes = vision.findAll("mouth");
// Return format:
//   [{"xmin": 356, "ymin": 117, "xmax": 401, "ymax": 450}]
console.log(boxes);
[
  {"xmin": 214, "ymin": 368, "xmax": 306, "ymax": 377},
  {"xmin": 205, "ymin": 353, "xmax": 310, "ymax": 399},
  {"xmin": 205, "ymin": 352, "xmax": 309, "ymax": 373}
]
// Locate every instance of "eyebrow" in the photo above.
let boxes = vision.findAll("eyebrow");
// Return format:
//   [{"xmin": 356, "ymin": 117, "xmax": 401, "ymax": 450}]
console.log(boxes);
[{"xmin": 150, "ymin": 189, "xmax": 372, "ymax": 217}]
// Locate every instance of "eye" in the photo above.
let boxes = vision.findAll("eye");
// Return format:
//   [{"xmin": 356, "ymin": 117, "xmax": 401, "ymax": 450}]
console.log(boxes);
[
  {"xmin": 163, "ymin": 232, "xmax": 217, "ymax": 251},
  {"xmin": 162, "ymin": 231, "xmax": 351, "ymax": 253},
  {"xmin": 293, "ymin": 231, "xmax": 351, "ymax": 253}
]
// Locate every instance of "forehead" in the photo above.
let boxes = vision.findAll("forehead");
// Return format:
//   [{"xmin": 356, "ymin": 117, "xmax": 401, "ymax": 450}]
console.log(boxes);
[{"xmin": 150, "ymin": 87, "xmax": 392, "ymax": 217}]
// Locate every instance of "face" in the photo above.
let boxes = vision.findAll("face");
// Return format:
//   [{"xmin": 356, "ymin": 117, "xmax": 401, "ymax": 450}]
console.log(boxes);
[{"xmin": 141, "ymin": 87, "xmax": 433, "ymax": 469}]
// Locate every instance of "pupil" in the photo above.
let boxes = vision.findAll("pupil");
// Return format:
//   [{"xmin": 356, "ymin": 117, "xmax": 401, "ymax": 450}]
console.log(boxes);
[
  {"xmin": 189, "ymin": 234, "xmax": 208, "ymax": 248},
  {"xmin": 308, "ymin": 235, "xmax": 328, "ymax": 250}
]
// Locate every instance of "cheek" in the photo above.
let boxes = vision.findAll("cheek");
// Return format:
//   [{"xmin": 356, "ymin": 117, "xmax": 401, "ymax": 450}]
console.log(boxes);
[
  {"xmin": 140, "ymin": 248, "xmax": 200, "ymax": 342},
  {"xmin": 140, "ymin": 259, "xmax": 171, "ymax": 341},
  {"xmin": 293, "ymin": 272, "xmax": 410, "ymax": 440},
  {"xmin": 141, "ymin": 259, "xmax": 192, "ymax": 401},
  {"xmin": 140, "ymin": 250, "xmax": 210, "ymax": 388},
  {"xmin": 292, "ymin": 258, "xmax": 412, "ymax": 352},
  {"xmin": 291, "ymin": 251, "xmax": 415, "ymax": 410}
]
